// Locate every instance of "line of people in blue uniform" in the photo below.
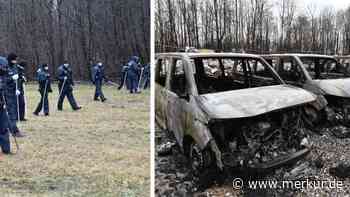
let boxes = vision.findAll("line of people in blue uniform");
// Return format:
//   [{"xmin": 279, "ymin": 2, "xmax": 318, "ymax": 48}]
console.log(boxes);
[
  {"xmin": 34, "ymin": 61, "xmax": 82, "ymax": 115},
  {"xmin": 118, "ymin": 56, "xmax": 150, "ymax": 93},
  {"xmin": 0, "ymin": 54, "xmax": 150, "ymax": 154}
]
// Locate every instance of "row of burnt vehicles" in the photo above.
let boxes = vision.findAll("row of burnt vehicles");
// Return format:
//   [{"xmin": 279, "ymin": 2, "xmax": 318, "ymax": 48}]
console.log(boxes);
[{"xmin": 155, "ymin": 52, "xmax": 350, "ymax": 175}]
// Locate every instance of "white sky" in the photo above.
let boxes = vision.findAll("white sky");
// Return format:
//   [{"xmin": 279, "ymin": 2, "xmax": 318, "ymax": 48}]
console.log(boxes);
[
  {"xmin": 270, "ymin": 0, "xmax": 350, "ymax": 18},
  {"xmin": 297, "ymin": 0, "xmax": 350, "ymax": 11},
  {"xmin": 295, "ymin": 0, "xmax": 350, "ymax": 15}
]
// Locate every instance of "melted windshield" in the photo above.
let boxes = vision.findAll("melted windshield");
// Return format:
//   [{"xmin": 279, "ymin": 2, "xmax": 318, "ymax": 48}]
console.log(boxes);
[
  {"xmin": 300, "ymin": 57, "xmax": 348, "ymax": 79},
  {"xmin": 190, "ymin": 57, "xmax": 282, "ymax": 94}
]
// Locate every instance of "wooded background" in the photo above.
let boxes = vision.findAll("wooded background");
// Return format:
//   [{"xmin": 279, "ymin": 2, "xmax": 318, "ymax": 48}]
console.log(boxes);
[
  {"xmin": 156, "ymin": 0, "xmax": 350, "ymax": 56},
  {"xmin": 0, "ymin": 0, "xmax": 150, "ymax": 80}
]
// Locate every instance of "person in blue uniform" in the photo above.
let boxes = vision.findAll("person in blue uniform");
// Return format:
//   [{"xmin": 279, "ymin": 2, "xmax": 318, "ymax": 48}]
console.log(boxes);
[
  {"xmin": 57, "ymin": 61, "xmax": 81, "ymax": 111},
  {"xmin": 0, "ymin": 56, "xmax": 11, "ymax": 154},
  {"xmin": 34, "ymin": 64, "xmax": 52, "ymax": 116},
  {"xmin": 5, "ymin": 53, "xmax": 24, "ymax": 137},
  {"xmin": 92, "ymin": 62, "xmax": 107, "ymax": 102},
  {"xmin": 118, "ymin": 63, "xmax": 129, "ymax": 90},
  {"xmin": 127, "ymin": 56, "xmax": 141, "ymax": 94}
]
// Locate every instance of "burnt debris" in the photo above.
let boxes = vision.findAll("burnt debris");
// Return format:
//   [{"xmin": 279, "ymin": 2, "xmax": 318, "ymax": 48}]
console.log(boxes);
[{"xmin": 212, "ymin": 107, "xmax": 310, "ymax": 170}]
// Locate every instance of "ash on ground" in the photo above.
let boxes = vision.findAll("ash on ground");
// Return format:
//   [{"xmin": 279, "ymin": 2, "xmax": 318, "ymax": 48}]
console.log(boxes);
[{"xmin": 155, "ymin": 126, "xmax": 350, "ymax": 197}]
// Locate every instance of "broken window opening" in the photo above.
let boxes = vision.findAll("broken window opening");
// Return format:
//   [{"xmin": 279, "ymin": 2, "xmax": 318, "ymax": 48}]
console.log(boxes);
[
  {"xmin": 170, "ymin": 59, "xmax": 188, "ymax": 98},
  {"xmin": 191, "ymin": 57, "xmax": 281, "ymax": 95},
  {"xmin": 300, "ymin": 57, "xmax": 347, "ymax": 79},
  {"xmin": 155, "ymin": 58, "xmax": 170, "ymax": 87},
  {"xmin": 279, "ymin": 57, "xmax": 304, "ymax": 83}
]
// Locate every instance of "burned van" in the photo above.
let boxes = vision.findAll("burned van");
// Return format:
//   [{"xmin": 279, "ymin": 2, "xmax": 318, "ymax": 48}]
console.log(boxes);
[
  {"xmin": 262, "ymin": 54, "xmax": 350, "ymax": 125},
  {"xmin": 155, "ymin": 53, "xmax": 321, "ymax": 173}
]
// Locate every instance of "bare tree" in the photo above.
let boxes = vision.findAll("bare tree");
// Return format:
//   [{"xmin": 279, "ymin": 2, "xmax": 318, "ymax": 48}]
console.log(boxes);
[
  {"xmin": 0, "ymin": 0, "xmax": 150, "ymax": 81},
  {"xmin": 156, "ymin": 0, "xmax": 350, "ymax": 56}
]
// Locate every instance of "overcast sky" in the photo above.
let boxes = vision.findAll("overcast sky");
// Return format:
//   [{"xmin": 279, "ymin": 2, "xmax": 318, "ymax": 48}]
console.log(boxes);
[
  {"xmin": 295, "ymin": 0, "xmax": 350, "ymax": 13},
  {"xmin": 270, "ymin": 0, "xmax": 350, "ymax": 17}
]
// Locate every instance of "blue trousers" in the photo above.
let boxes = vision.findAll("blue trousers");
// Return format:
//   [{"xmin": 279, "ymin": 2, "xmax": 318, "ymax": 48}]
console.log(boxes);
[
  {"xmin": 127, "ymin": 74, "xmax": 138, "ymax": 93},
  {"xmin": 94, "ymin": 80, "xmax": 105, "ymax": 100},
  {"xmin": 144, "ymin": 76, "xmax": 150, "ymax": 89},
  {"xmin": 57, "ymin": 87, "xmax": 79, "ymax": 110},
  {"xmin": 34, "ymin": 91, "xmax": 49, "ymax": 114},
  {"xmin": 18, "ymin": 92, "xmax": 25, "ymax": 120},
  {"xmin": 0, "ymin": 110, "xmax": 10, "ymax": 153},
  {"xmin": 5, "ymin": 91, "xmax": 19, "ymax": 133}
]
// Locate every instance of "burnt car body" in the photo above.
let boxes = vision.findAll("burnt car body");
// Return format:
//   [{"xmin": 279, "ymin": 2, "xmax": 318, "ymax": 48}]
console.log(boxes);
[
  {"xmin": 335, "ymin": 55, "xmax": 350, "ymax": 74},
  {"xmin": 262, "ymin": 54, "xmax": 350, "ymax": 124},
  {"xmin": 155, "ymin": 52, "xmax": 319, "ymax": 173}
]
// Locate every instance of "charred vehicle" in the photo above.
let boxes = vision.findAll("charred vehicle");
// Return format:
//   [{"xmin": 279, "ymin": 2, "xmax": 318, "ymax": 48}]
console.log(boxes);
[
  {"xmin": 262, "ymin": 54, "xmax": 350, "ymax": 125},
  {"xmin": 155, "ymin": 53, "xmax": 321, "ymax": 174},
  {"xmin": 335, "ymin": 55, "xmax": 350, "ymax": 74}
]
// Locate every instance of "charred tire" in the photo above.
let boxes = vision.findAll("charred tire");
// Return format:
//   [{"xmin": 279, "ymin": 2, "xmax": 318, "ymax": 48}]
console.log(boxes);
[
  {"xmin": 342, "ymin": 107, "xmax": 350, "ymax": 126},
  {"xmin": 189, "ymin": 142, "xmax": 224, "ymax": 189},
  {"xmin": 189, "ymin": 143, "xmax": 214, "ymax": 176}
]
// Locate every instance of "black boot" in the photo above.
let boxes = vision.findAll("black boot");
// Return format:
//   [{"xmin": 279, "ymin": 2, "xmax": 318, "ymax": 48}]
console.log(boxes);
[
  {"xmin": 73, "ymin": 106, "xmax": 82, "ymax": 111},
  {"xmin": 0, "ymin": 130, "xmax": 10, "ymax": 154}
]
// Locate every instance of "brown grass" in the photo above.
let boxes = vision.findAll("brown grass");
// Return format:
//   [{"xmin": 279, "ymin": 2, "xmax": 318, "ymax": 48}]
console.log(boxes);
[{"xmin": 0, "ymin": 83, "xmax": 150, "ymax": 197}]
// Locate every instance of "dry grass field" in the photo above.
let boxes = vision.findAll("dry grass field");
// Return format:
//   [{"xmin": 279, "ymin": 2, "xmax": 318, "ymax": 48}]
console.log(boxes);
[{"xmin": 0, "ymin": 83, "xmax": 150, "ymax": 197}]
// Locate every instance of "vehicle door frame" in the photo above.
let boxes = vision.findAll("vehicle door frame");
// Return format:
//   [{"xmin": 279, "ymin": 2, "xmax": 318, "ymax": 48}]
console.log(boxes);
[
  {"xmin": 165, "ymin": 55, "xmax": 199, "ymax": 147},
  {"xmin": 155, "ymin": 55, "xmax": 172, "ymax": 129}
]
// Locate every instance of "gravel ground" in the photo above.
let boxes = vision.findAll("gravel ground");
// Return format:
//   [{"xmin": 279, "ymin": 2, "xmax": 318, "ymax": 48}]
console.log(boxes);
[{"xmin": 155, "ymin": 125, "xmax": 350, "ymax": 197}]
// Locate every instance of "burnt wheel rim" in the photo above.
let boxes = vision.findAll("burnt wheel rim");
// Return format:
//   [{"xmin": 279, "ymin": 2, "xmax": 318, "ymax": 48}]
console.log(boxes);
[{"xmin": 190, "ymin": 143, "xmax": 203, "ymax": 174}]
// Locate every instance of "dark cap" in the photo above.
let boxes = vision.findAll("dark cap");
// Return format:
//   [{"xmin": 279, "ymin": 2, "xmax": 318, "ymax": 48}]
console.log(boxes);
[{"xmin": 7, "ymin": 53, "xmax": 17, "ymax": 62}]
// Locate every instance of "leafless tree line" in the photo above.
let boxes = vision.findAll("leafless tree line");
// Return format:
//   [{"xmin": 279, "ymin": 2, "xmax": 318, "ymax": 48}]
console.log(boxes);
[
  {"xmin": 155, "ymin": 0, "xmax": 350, "ymax": 56},
  {"xmin": 0, "ymin": 0, "xmax": 150, "ymax": 80}
]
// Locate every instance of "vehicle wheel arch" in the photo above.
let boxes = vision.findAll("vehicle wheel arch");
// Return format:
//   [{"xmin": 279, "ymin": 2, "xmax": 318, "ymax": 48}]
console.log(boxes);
[{"xmin": 182, "ymin": 132, "xmax": 224, "ymax": 171}]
